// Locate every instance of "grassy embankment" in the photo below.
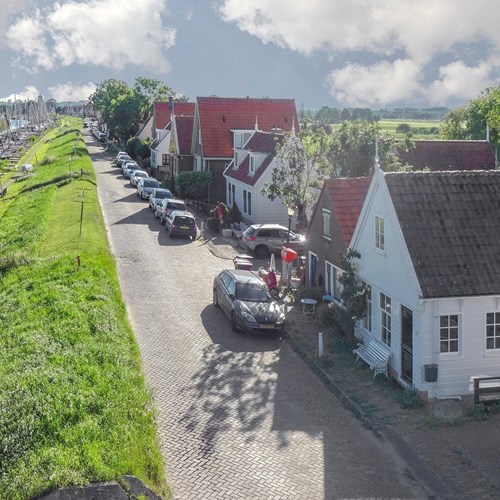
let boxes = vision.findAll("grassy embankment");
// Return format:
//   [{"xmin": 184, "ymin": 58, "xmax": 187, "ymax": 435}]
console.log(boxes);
[{"xmin": 0, "ymin": 118, "xmax": 169, "ymax": 499}]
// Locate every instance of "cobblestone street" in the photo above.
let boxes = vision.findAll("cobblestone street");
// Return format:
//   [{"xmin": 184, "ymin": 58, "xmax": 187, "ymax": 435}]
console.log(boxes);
[{"xmin": 87, "ymin": 135, "xmax": 430, "ymax": 499}]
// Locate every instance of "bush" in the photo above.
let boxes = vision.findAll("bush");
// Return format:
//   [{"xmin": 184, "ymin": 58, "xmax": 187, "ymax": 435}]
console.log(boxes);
[
  {"xmin": 227, "ymin": 202, "xmax": 242, "ymax": 225},
  {"xmin": 175, "ymin": 171, "xmax": 212, "ymax": 199}
]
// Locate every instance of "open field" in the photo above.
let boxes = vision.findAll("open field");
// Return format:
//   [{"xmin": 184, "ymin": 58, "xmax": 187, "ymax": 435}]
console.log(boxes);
[
  {"xmin": 0, "ymin": 118, "xmax": 169, "ymax": 499},
  {"xmin": 377, "ymin": 118, "xmax": 441, "ymax": 138}
]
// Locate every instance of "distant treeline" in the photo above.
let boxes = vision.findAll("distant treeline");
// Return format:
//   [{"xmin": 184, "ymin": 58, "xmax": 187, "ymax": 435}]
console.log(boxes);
[{"xmin": 299, "ymin": 106, "xmax": 449, "ymax": 124}]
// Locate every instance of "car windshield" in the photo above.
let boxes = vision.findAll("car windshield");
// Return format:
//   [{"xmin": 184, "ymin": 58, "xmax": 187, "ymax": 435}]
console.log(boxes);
[
  {"xmin": 127, "ymin": 164, "xmax": 139, "ymax": 170},
  {"xmin": 156, "ymin": 190, "xmax": 171, "ymax": 199},
  {"xmin": 169, "ymin": 202, "xmax": 185, "ymax": 210},
  {"xmin": 143, "ymin": 179, "xmax": 159, "ymax": 187},
  {"xmin": 235, "ymin": 282, "xmax": 269, "ymax": 302},
  {"xmin": 134, "ymin": 171, "xmax": 148, "ymax": 177}
]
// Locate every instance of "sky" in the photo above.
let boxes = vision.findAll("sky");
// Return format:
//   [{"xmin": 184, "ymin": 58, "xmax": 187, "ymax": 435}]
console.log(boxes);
[{"xmin": 0, "ymin": 0, "xmax": 499, "ymax": 110}]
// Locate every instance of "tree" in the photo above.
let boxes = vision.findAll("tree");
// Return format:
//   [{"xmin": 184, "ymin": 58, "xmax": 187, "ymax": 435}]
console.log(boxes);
[
  {"xmin": 441, "ymin": 86, "xmax": 500, "ymax": 145},
  {"xmin": 133, "ymin": 77, "xmax": 175, "ymax": 121},
  {"xmin": 89, "ymin": 79, "xmax": 129, "ymax": 125},
  {"xmin": 326, "ymin": 120, "xmax": 407, "ymax": 178},
  {"xmin": 262, "ymin": 128, "xmax": 329, "ymax": 231}
]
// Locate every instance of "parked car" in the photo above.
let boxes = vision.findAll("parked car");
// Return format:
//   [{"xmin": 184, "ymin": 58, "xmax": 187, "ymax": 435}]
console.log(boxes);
[
  {"xmin": 116, "ymin": 153, "xmax": 131, "ymax": 166},
  {"xmin": 240, "ymin": 224, "xmax": 305, "ymax": 258},
  {"xmin": 130, "ymin": 170, "xmax": 149, "ymax": 186},
  {"xmin": 149, "ymin": 188, "xmax": 173, "ymax": 212},
  {"xmin": 97, "ymin": 132, "xmax": 107, "ymax": 142},
  {"xmin": 165, "ymin": 210, "xmax": 198, "ymax": 239},
  {"xmin": 137, "ymin": 177, "xmax": 160, "ymax": 199},
  {"xmin": 157, "ymin": 198, "xmax": 187, "ymax": 223},
  {"xmin": 212, "ymin": 269, "xmax": 285, "ymax": 333},
  {"xmin": 122, "ymin": 161, "xmax": 140, "ymax": 178}
]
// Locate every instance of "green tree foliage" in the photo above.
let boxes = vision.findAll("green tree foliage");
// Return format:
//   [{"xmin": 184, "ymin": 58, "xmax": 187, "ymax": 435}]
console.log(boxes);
[
  {"xmin": 396, "ymin": 123, "xmax": 412, "ymax": 134},
  {"xmin": 441, "ymin": 86, "xmax": 500, "ymax": 145},
  {"xmin": 315, "ymin": 105, "xmax": 341, "ymax": 125},
  {"xmin": 175, "ymin": 170, "xmax": 212, "ymax": 199},
  {"xmin": 262, "ymin": 128, "xmax": 330, "ymax": 231},
  {"xmin": 326, "ymin": 120, "xmax": 406, "ymax": 177},
  {"xmin": 89, "ymin": 77, "xmax": 181, "ymax": 142},
  {"xmin": 126, "ymin": 136, "xmax": 151, "ymax": 159}
]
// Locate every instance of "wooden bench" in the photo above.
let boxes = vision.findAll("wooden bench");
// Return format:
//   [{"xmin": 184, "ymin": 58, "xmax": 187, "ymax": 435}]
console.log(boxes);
[
  {"xmin": 472, "ymin": 376, "xmax": 500, "ymax": 404},
  {"xmin": 353, "ymin": 338, "xmax": 392, "ymax": 379}
]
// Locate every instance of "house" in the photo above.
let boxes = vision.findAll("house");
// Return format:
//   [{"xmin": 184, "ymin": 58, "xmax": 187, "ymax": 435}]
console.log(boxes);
[
  {"xmin": 351, "ymin": 168, "xmax": 500, "ymax": 399},
  {"xmin": 191, "ymin": 96, "xmax": 299, "ymax": 204},
  {"xmin": 169, "ymin": 114, "xmax": 194, "ymax": 178},
  {"xmin": 149, "ymin": 101, "xmax": 195, "ymax": 179},
  {"xmin": 397, "ymin": 140, "xmax": 497, "ymax": 171},
  {"xmin": 304, "ymin": 177, "xmax": 370, "ymax": 294},
  {"xmin": 135, "ymin": 115, "xmax": 154, "ymax": 141},
  {"xmin": 223, "ymin": 129, "xmax": 294, "ymax": 225}
]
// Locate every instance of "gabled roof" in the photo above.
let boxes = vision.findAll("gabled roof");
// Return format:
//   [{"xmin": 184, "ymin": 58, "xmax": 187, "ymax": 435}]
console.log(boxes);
[
  {"xmin": 385, "ymin": 170, "xmax": 500, "ymax": 298},
  {"xmin": 174, "ymin": 115, "xmax": 194, "ymax": 155},
  {"xmin": 197, "ymin": 96, "xmax": 298, "ymax": 158},
  {"xmin": 224, "ymin": 131, "xmax": 283, "ymax": 186},
  {"xmin": 154, "ymin": 101, "xmax": 195, "ymax": 130},
  {"xmin": 397, "ymin": 140, "xmax": 497, "ymax": 171},
  {"xmin": 323, "ymin": 177, "xmax": 371, "ymax": 246}
]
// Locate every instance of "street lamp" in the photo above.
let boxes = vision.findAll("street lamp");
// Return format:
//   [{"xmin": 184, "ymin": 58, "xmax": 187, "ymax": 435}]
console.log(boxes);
[{"xmin": 286, "ymin": 206, "xmax": 294, "ymax": 245}]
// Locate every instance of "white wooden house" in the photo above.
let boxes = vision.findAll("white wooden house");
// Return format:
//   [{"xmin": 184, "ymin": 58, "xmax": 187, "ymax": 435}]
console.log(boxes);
[
  {"xmin": 351, "ymin": 167, "xmax": 500, "ymax": 399},
  {"xmin": 223, "ymin": 130, "xmax": 295, "ymax": 226}
]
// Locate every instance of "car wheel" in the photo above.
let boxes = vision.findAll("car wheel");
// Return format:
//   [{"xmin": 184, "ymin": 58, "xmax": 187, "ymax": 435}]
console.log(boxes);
[
  {"xmin": 230, "ymin": 312, "xmax": 239, "ymax": 332},
  {"xmin": 213, "ymin": 289, "xmax": 219, "ymax": 308},
  {"xmin": 254, "ymin": 245, "xmax": 269, "ymax": 259}
]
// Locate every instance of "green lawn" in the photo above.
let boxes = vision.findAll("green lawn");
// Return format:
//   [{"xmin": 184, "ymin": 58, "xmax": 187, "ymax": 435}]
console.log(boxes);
[{"xmin": 0, "ymin": 118, "xmax": 169, "ymax": 499}]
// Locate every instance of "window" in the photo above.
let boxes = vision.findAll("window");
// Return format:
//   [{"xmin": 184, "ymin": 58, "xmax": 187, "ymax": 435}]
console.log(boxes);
[
  {"xmin": 232, "ymin": 184, "xmax": 235, "ymax": 206},
  {"xmin": 162, "ymin": 154, "xmax": 169, "ymax": 165},
  {"xmin": 375, "ymin": 215, "xmax": 385, "ymax": 250},
  {"xmin": 325, "ymin": 261, "xmax": 343, "ymax": 303},
  {"xmin": 228, "ymin": 183, "xmax": 232, "ymax": 205},
  {"xmin": 322, "ymin": 209, "xmax": 331, "ymax": 238},
  {"xmin": 363, "ymin": 284, "xmax": 372, "ymax": 332},
  {"xmin": 247, "ymin": 191, "xmax": 252, "ymax": 216},
  {"xmin": 440, "ymin": 314, "xmax": 459, "ymax": 353},
  {"xmin": 235, "ymin": 152, "xmax": 239, "ymax": 168},
  {"xmin": 243, "ymin": 190, "xmax": 247, "ymax": 213},
  {"xmin": 380, "ymin": 292, "xmax": 391, "ymax": 346},
  {"xmin": 486, "ymin": 312, "xmax": 500, "ymax": 350},
  {"xmin": 249, "ymin": 155, "xmax": 255, "ymax": 174}
]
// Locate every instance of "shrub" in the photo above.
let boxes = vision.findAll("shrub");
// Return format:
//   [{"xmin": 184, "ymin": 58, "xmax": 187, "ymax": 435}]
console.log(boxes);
[
  {"xmin": 175, "ymin": 171, "xmax": 212, "ymax": 199},
  {"xmin": 227, "ymin": 202, "xmax": 242, "ymax": 225}
]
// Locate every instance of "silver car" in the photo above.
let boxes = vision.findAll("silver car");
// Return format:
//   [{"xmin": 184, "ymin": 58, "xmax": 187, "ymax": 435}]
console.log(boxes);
[
  {"xmin": 137, "ymin": 177, "xmax": 160, "ymax": 199},
  {"xmin": 149, "ymin": 188, "xmax": 173, "ymax": 211},
  {"xmin": 156, "ymin": 198, "xmax": 187, "ymax": 223},
  {"xmin": 130, "ymin": 170, "xmax": 149, "ymax": 186},
  {"xmin": 122, "ymin": 161, "xmax": 140, "ymax": 178},
  {"xmin": 240, "ymin": 224, "xmax": 305, "ymax": 259}
]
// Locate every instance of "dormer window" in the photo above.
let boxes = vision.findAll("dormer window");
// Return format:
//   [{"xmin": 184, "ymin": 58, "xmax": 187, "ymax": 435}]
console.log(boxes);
[
  {"xmin": 233, "ymin": 130, "xmax": 253, "ymax": 148},
  {"xmin": 249, "ymin": 155, "xmax": 255, "ymax": 175},
  {"xmin": 234, "ymin": 152, "xmax": 239, "ymax": 168}
]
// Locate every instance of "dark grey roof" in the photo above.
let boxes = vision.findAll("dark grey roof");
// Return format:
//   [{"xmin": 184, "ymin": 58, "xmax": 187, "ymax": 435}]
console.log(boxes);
[{"xmin": 385, "ymin": 170, "xmax": 500, "ymax": 298}]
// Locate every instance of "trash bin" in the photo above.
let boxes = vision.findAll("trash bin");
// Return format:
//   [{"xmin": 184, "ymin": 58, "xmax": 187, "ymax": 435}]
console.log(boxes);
[{"xmin": 424, "ymin": 364, "xmax": 438, "ymax": 382}]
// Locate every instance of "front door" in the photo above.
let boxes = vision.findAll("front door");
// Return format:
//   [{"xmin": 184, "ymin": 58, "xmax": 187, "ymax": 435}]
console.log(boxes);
[
  {"xmin": 401, "ymin": 305, "xmax": 413, "ymax": 383},
  {"xmin": 309, "ymin": 252, "xmax": 318, "ymax": 286}
]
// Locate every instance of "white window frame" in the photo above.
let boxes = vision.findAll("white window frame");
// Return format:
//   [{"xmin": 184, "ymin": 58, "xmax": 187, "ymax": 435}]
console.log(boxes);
[
  {"xmin": 325, "ymin": 261, "xmax": 343, "ymax": 304},
  {"xmin": 322, "ymin": 209, "xmax": 331, "ymax": 240},
  {"xmin": 227, "ymin": 182, "xmax": 232, "ymax": 205},
  {"xmin": 439, "ymin": 314, "xmax": 460, "ymax": 354},
  {"xmin": 380, "ymin": 292, "xmax": 391, "ymax": 346},
  {"xmin": 249, "ymin": 155, "xmax": 255, "ymax": 175},
  {"xmin": 362, "ymin": 283, "xmax": 372, "ymax": 332},
  {"xmin": 235, "ymin": 152, "xmax": 239, "ymax": 168},
  {"xmin": 486, "ymin": 312, "xmax": 500, "ymax": 350},
  {"xmin": 375, "ymin": 215, "xmax": 385, "ymax": 251}
]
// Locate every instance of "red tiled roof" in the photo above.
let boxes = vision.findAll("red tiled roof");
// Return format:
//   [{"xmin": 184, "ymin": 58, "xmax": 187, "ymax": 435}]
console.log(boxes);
[
  {"xmin": 175, "ymin": 115, "xmax": 194, "ymax": 155},
  {"xmin": 224, "ymin": 131, "xmax": 283, "ymax": 186},
  {"xmin": 154, "ymin": 101, "xmax": 195, "ymax": 130},
  {"xmin": 197, "ymin": 96, "xmax": 298, "ymax": 158},
  {"xmin": 154, "ymin": 102, "xmax": 170, "ymax": 130},
  {"xmin": 325, "ymin": 177, "xmax": 371, "ymax": 246},
  {"xmin": 397, "ymin": 140, "xmax": 496, "ymax": 171}
]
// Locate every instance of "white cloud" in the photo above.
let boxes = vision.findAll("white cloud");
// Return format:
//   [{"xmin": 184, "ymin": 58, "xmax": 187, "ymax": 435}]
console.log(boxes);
[
  {"xmin": 6, "ymin": 0, "xmax": 176, "ymax": 73},
  {"xmin": 218, "ymin": 0, "xmax": 500, "ymax": 105},
  {"xmin": 0, "ymin": 85, "xmax": 40, "ymax": 102},
  {"xmin": 0, "ymin": 0, "xmax": 30, "ymax": 35},
  {"xmin": 48, "ymin": 82, "xmax": 97, "ymax": 102},
  {"xmin": 328, "ymin": 59, "xmax": 422, "ymax": 107}
]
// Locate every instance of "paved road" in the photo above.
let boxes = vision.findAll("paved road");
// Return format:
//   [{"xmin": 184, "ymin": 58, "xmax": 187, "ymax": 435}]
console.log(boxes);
[{"xmin": 88, "ymin": 133, "xmax": 428, "ymax": 500}]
